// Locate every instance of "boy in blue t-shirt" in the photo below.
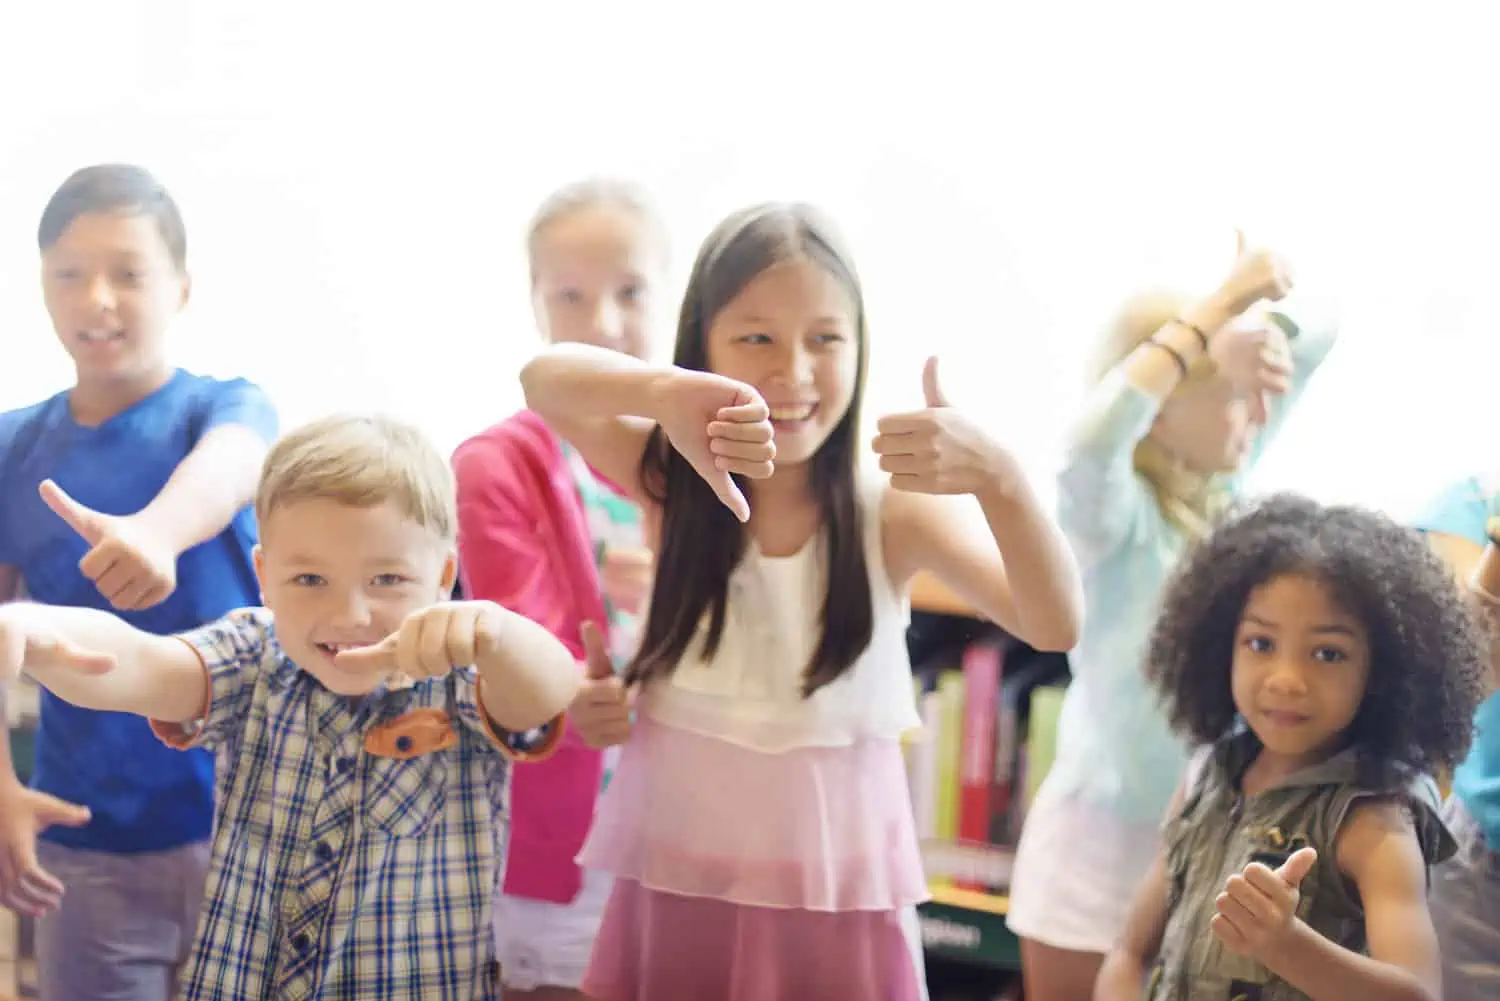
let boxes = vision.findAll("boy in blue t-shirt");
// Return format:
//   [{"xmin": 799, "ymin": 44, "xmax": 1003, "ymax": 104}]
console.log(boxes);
[
  {"xmin": 0, "ymin": 164, "xmax": 277, "ymax": 1000},
  {"xmin": 1413, "ymin": 474, "xmax": 1500, "ymax": 1001}
]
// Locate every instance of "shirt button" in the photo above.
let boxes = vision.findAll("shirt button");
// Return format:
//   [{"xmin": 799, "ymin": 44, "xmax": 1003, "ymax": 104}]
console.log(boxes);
[
  {"xmin": 395, "ymin": 735, "xmax": 413, "ymax": 753},
  {"xmin": 315, "ymin": 842, "xmax": 333, "ymax": 862},
  {"xmin": 291, "ymin": 932, "xmax": 311, "ymax": 953},
  {"xmin": 335, "ymin": 756, "xmax": 354, "ymax": 774}
]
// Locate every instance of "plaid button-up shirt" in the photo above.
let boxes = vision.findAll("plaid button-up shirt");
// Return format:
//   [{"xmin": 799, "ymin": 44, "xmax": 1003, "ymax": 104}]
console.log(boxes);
[{"xmin": 150, "ymin": 608, "xmax": 559, "ymax": 1000}]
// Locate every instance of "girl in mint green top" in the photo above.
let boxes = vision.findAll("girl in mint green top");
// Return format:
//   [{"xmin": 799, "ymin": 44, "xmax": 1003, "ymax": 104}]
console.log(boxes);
[{"xmin": 1007, "ymin": 240, "xmax": 1338, "ymax": 1001}]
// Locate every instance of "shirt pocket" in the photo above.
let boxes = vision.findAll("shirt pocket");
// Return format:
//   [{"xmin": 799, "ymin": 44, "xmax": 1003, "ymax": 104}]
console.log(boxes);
[{"xmin": 363, "ymin": 750, "xmax": 449, "ymax": 839}]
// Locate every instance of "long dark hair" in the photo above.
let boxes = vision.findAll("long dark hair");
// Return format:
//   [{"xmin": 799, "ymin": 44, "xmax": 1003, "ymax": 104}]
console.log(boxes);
[{"xmin": 625, "ymin": 204, "xmax": 873, "ymax": 697}]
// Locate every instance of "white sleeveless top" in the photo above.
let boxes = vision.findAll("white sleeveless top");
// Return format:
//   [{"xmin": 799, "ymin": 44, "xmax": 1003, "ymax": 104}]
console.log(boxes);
[{"xmin": 641, "ymin": 475, "xmax": 923, "ymax": 752}]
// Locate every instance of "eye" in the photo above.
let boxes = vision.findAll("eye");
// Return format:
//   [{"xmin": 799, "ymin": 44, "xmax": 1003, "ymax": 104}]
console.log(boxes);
[
  {"xmin": 371, "ymin": 573, "xmax": 410, "ymax": 587},
  {"xmin": 291, "ymin": 574, "xmax": 325, "ymax": 587},
  {"xmin": 737, "ymin": 333, "xmax": 772, "ymax": 345},
  {"xmin": 811, "ymin": 331, "xmax": 846, "ymax": 346},
  {"xmin": 618, "ymin": 284, "xmax": 642, "ymax": 304},
  {"xmin": 1242, "ymin": 634, "xmax": 1273, "ymax": 654},
  {"xmin": 558, "ymin": 288, "xmax": 584, "ymax": 305},
  {"xmin": 1312, "ymin": 646, "xmax": 1348, "ymax": 664},
  {"xmin": 53, "ymin": 268, "xmax": 81, "ymax": 282}
]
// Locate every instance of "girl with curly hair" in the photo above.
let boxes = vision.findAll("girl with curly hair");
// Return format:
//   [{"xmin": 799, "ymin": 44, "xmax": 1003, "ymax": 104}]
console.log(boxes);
[{"xmin": 1096, "ymin": 493, "xmax": 1488, "ymax": 1001}]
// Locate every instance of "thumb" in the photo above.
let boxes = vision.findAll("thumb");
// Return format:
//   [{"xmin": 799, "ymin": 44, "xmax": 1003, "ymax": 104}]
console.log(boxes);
[
  {"xmin": 34, "ymin": 792, "xmax": 91, "ymax": 830},
  {"xmin": 1235, "ymin": 228, "xmax": 1248, "ymax": 259},
  {"xmin": 710, "ymin": 470, "xmax": 751, "ymax": 524},
  {"xmin": 46, "ymin": 637, "xmax": 117, "ymax": 675},
  {"xmin": 39, "ymin": 479, "xmax": 105, "ymax": 545},
  {"xmin": 333, "ymin": 634, "xmax": 399, "ymax": 674},
  {"xmin": 1276, "ymin": 846, "xmax": 1318, "ymax": 888},
  {"xmin": 581, "ymin": 621, "xmax": 614, "ymax": 681},
  {"xmin": 922, "ymin": 356, "xmax": 950, "ymax": 409}
]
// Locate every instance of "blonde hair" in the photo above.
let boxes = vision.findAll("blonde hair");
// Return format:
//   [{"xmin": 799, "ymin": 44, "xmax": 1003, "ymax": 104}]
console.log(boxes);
[
  {"xmin": 1088, "ymin": 289, "xmax": 1228, "ymax": 539},
  {"xmin": 256, "ymin": 414, "xmax": 457, "ymax": 542},
  {"xmin": 525, "ymin": 178, "xmax": 665, "ymax": 285}
]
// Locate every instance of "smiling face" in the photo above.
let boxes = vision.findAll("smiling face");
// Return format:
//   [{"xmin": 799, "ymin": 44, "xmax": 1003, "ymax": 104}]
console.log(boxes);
[
  {"xmin": 254, "ymin": 498, "xmax": 456, "ymax": 697},
  {"xmin": 1231, "ymin": 572, "xmax": 1371, "ymax": 769},
  {"xmin": 530, "ymin": 202, "xmax": 662, "ymax": 360},
  {"xmin": 703, "ymin": 257, "xmax": 861, "ymax": 466},
  {"xmin": 40, "ymin": 210, "xmax": 188, "ymax": 395}
]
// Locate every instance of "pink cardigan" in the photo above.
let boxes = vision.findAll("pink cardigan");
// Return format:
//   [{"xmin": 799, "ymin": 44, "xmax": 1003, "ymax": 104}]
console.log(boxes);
[{"xmin": 452, "ymin": 410, "xmax": 616, "ymax": 904}]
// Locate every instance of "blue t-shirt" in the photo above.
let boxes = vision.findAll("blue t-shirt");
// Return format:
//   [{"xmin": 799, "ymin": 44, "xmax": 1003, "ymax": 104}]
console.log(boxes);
[
  {"xmin": 0, "ymin": 369, "xmax": 277, "ymax": 854},
  {"xmin": 1412, "ymin": 474, "xmax": 1500, "ymax": 847}
]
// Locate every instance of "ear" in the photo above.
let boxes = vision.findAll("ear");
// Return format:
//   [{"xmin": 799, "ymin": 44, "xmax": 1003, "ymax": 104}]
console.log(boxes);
[
  {"xmin": 439, "ymin": 549, "xmax": 459, "ymax": 598},
  {"xmin": 251, "ymin": 544, "xmax": 266, "ymax": 601},
  {"xmin": 178, "ymin": 269, "xmax": 193, "ymax": 310}
]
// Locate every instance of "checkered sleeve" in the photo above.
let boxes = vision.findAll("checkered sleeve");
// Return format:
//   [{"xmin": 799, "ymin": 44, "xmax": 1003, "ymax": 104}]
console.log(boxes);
[
  {"xmin": 149, "ymin": 607, "xmax": 274, "ymax": 753},
  {"xmin": 451, "ymin": 667, "xmax": 564, "ymax": 762}
]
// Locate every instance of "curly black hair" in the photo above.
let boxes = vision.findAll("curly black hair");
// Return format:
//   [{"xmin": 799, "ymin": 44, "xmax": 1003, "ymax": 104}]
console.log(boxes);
[{"xmin": 1146, "ymin": 492, "xmax": 1488, "ymax": 786}]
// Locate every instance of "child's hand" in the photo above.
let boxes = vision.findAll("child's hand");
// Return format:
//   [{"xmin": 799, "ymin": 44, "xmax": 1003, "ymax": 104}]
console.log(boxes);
[
  {"xmin": 1216, "ymin": 231, "xmax": 1295, "ymax": 317},
  {"xmin": 569, "ymin": 621, "xmax": 634, "ymax": 749},
  {"xmin": 1207, "ymin": 318, "xmax": 1293, "ymax": 426},
  {"xmin": 653, "ymin": 370, "xmax": 776, "ymax": 523},
  {"xmin": 1210, "ymin": 846, "xmax": 1317, "ymax": 960},
  {"xmin": 0, "ymin": 608, "xmax": 117, "ymax": 683},
  {"xmin": 872, "ymin": 357, "xmax": 1024, "ymax": 499},
  {"xmin": 601, "ymin": 545, "xmax": 653, "ymax": 616},
  {"xmin": 40, "ymin": 480, "xmax": 179, "ymax": 612},
  {"xmin": 0, "ymin": 783, "xmax": 92, "ymax": 917},
  {"xmin": 335, "ymin": 601, "xmax": 507, "ymax": 682}
]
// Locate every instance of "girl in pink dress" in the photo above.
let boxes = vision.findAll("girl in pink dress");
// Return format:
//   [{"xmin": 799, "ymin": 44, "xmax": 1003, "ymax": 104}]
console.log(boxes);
[{"xmin": 522, "ymin": 202, "xmax": 1084, "ymax": 1000}]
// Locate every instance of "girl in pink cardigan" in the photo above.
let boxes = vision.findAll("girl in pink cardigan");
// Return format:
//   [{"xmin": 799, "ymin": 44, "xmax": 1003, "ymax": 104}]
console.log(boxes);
[{"xmin": 452, "ymin": 180, "xmax": 666, "ymax": 999}]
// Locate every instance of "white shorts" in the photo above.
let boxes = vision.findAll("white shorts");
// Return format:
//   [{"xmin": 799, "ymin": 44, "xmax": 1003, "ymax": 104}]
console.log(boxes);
[
  {"xmin": 492, "ymin": 867, "xmax": 614, "ymax": 990},
  {"xmin": 1004, "ymin": 777, "xmax": 1162, "ymax": 955}
]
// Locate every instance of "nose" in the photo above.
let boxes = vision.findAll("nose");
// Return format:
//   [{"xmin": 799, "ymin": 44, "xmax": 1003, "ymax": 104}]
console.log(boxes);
[
  {"xmin": 329, "ymin": 588, "xmax": 373, "ymax": 630},
  {"xmin": 593, "ymin": 298, "xmax": 625, "ymax": 345},
  {"xmin": 768, "ymin": 338, "xmax": 815, "ymax": 386},
  {"xmin": 1263, "ymin": 657, "xmax": 1309, "ymax": 697},
  {"xmin": 85, "ymin": 275, "xmax": 117, "ymax": 312}
]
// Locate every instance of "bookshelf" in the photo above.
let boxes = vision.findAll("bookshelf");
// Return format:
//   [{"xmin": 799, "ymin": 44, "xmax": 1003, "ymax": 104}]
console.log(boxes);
[{"xmin": 908, "ymin": 571, "xmax": 1025, "ymax": 973}]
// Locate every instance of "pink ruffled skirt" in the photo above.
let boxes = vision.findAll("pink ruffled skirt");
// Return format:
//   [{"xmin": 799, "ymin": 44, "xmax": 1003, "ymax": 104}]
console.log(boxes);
[{"xmin": 577, "ymin": 715, "xmax": 929, "ymax": 1001}]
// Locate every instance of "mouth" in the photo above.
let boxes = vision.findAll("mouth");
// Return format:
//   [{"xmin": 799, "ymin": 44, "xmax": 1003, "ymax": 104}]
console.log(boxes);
[
  {"xmin": 1260, "ymin": 708, "xmax": 1311, "ymax": 728},
  {"xmin": 315, "ymin": 642, "xmax": 370, "ymax": 660},
  {"xmin": 78, "ymin": 329, "xmax": 125, "ymax": 346},
  {"xmin": 769, "ymin": 402, "xmax": 819, "ymax": 427}
]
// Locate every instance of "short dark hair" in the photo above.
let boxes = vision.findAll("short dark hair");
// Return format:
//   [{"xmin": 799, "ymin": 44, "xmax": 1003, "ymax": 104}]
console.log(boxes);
[
  {"xmin": 37, "ymin": 164, "xmax": 187, "ymax": 269},
  {"xmin": 1146, "ymin": 492, "xmax": 1488, "ymax": 786}
]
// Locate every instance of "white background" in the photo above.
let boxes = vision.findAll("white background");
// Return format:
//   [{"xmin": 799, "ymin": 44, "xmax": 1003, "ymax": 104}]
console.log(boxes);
[{"xmin": 1, "ymin": 2, "xmax": 1497, "ymax": 518}]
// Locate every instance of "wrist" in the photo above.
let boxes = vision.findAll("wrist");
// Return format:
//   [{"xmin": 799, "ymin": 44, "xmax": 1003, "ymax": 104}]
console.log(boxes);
[
  {"xmin": 1259, "ymin": 917, "xmax": 1314, "ymax": 975},
  {"xmin": 1181, "ymin": 293, "xmax": 1237, "ymax": 342},
  {"xmin": 975, "ymin": 447, "xmax": 1033, "ymax": 508}
]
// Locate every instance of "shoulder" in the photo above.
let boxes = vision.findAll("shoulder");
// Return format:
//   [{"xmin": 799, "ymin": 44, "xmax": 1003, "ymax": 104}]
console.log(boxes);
[
  {"xmin": 1333, "ymin": 797, "xmax": 1426, "ymax": 883},
  {"xmin": 454, "ymin": 412, "xmax": 559, "ymax": 471},
  {"xmin": 0, "ymin": 393, "xmax": 70, "ymax": 474}
]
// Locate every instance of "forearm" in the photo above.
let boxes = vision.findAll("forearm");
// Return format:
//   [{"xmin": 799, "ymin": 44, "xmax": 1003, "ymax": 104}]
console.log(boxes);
[
  {"xmin": 1093, "ymin": 949, "xmax": 1148, "ymax": 1001},
  {"xmin": 1266, "ymin": 920, "xmax": 1436, "ymax": 1001},
  {"xmin": 520, "ymin": 343, "xmax": 671, "ymax": 425},
  {"xmin": 1119, "ymin": 293, "xmax": 1236, "ymax": 401},
  {"xmin": 977, "ymin": 473, "xmax": 1084, "ymax": 652},
  {"xmin": 6, "ymin": 604, "xmax": 204, "ymax": 721},
  {"xmin": 476, "ymin": 608, "xmax": 585, "ymax": 733},
  {"xmin": 136, "ymin": 425, "xmax": 266, "ymax": 554},
  {"xmin": 0, "ymin": 685, "xmax": 19, "ymax": 792}
]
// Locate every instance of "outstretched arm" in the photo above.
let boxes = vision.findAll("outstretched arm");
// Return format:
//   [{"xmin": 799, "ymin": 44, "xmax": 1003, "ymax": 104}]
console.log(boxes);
[{"xmin": 0, "ymin": 603, "xmax": 206, "ymax": 723}]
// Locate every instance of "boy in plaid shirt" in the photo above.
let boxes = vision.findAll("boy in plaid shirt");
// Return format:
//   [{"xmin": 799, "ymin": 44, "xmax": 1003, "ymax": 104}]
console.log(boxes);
[{"xmin": 0, "ymin": 414, "xmax": 585, "ymax": 1000}]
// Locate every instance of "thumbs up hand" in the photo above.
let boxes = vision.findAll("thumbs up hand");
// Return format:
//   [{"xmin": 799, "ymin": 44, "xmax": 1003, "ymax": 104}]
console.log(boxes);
[
  {"xmin": 568, "ymin": 621, "xmax": 635, "ymax": 749},
  {"xmin": 871, "ymin": 357, "xmax": 1023, "ymax": 498},
  {"xmin": 39, "ymin": 480, "xmax": 179, "ymax": 612},
  {"xmin": 1210, "ymin": 846, "xmax": 1317, "ymax": 960}
]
